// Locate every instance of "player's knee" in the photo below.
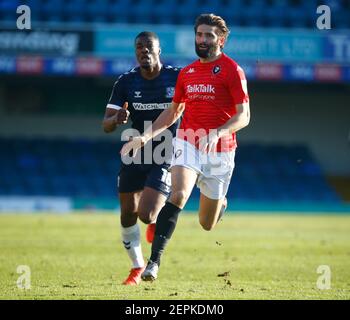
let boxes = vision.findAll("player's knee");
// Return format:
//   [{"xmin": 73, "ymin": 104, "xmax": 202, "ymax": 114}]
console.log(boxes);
[
  {"xmin": 138, "ymin": 210, "xmax": 154, "ymax": 224},
  {"xmin": 137, "ymin": 202, "xmax": 159, "ymax": 224},
  {"xmin": 120, "ymin": 213, "xmax": 138, "ymax": 228},
  {"xmin": 170, "ymin": 190, "xmax": 189, "ymax": 208}
]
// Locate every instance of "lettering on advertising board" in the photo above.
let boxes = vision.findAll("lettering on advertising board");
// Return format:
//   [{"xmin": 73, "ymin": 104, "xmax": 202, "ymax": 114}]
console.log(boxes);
[
  {"xmin": 0, "ymin": 28, "xmax": 93, "ymax": 56},
  {"xmin": 324, "ymin": 34, "xmax": 350, "ymax": 63}
]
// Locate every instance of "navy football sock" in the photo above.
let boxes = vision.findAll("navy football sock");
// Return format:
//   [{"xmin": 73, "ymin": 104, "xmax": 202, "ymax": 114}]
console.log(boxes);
[{"xmin": 150, "ymin": 202, "xmax": 181, "ymax": 265}]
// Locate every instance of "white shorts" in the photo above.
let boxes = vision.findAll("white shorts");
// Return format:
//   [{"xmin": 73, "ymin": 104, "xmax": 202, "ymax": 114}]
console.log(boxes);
[{"xmin": 170, "ymin": 137, "xmax": 236, "ymax": 200}]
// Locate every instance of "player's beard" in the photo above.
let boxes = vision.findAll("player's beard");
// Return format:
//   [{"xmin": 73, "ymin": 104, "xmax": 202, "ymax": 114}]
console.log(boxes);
[
  {"xmin": 195, "ymin": 42, "xmax": 218, "ymax": 59},
  {"xmin": 140, "ymin": 63, "xmax": 151, "ymax": 70},
  {"xmin": 140, "ymin": 57, "xmax": 152, "ymax": 70}
]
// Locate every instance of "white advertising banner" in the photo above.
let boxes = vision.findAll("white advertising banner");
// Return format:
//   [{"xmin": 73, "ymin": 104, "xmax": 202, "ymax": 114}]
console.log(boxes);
[{"xmin": 0, "ymin": 196, "xmax": 72, "ymax": 213}]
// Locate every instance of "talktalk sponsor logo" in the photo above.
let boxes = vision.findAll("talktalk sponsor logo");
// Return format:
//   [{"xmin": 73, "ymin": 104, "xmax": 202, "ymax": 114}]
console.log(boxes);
[
  {"xmin": 186, "ymin": 84, "xmax": 215, "ymax": 94},
  {"xmin": 256, "ymin": 63, "xmax": 283, "ymax": 80},
  {"xmin": 315, "ymin": 64, "xmax": 341, "ymax": 81},
  {"xmin": 16, "ymin": 56, "xmax": 43, "ymax": 74},
  {"xmin": 76, "ymin": 58, "xmax": 103, "ymax": 75}
]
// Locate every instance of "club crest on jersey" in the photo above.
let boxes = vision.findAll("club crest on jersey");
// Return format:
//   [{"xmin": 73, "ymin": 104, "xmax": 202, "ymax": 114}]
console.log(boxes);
[
  {"xmin": 186, "ymin": 68, "xmax": 195, "ymax": 73},
  {"xmin": 134, "ymin": 91, "xmax": 142, "ymax": 98},
  {"xmin": 212, "ymin": 65, "xmax": 221, "ymax": 75},
  {"xmin": 166, "ymin": 87, "xmax": 175, "ymax": 98}
]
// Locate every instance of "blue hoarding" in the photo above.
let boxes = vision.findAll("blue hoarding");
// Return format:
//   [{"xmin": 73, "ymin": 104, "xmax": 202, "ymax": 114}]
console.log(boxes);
[
  {"xmin": 1, "ymin": 24, "xmax": 349, "ymax": 83},
  {"xmin": 94, "ymin": 26, "xmax": 350, "ymax": 65},
  {"xmin": 323, "ymin": 33, "xmax": 350, "ymax": 63},
  {"xmin": 1, "ymin": 55, "xmax": 349, "ymax": 83},
  {"xmin": 94, "ymin": 26, "xmax": 177, "ymax": 58}
]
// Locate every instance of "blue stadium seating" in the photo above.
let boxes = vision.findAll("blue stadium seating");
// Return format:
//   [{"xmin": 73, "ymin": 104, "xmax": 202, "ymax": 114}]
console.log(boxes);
[
  {"xmin": 85, "ymin": 0, "xmax": 109, "ymax": 23},
  {"xmin": 40, "ymin": 0, "xmax": 63, "ymax": 22},
  {"xmin": 107, "ymin": 0, "xmax": 130, "ymax": 23},
  {"xmin": 9, "ymin": 0, "xmax": 348, "ymax": 29},
  {"xmin": 151, "ymin": 0, "xmax": 177, "ymax": 24},
  {"xmin": 0, "ymin": 0, "xmax": 20, "ymax": 22},
  {"xmin": 131, "ymin": 0, "xmax": 153, "ymax": 24},
  {"xmin": 0, "ymin": 137, "xmax": 341, "ymax": 204}
]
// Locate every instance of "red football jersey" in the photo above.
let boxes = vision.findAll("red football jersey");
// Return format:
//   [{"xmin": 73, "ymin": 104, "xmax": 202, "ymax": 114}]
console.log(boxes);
[{"xmin": 173, "ymin": 53, "xmax": 249, "ymax": 152}]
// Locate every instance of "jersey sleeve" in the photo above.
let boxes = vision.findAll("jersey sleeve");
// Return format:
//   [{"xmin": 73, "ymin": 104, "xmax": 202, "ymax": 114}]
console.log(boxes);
[
  {"xmin": 172, "ymin": 70, "xmax": 185, "ymax": 104},
  {"xmin": 228, "ymin": 64, "xmax": 249, "ymax": 105},
  {"xmin": 107, "ymin": 75, "xmax": 127, "ymax": 110}
]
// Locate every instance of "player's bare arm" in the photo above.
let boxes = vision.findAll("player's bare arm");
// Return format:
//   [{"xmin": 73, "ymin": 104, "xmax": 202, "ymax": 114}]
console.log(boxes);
[
  {"xmin": 102, "ymin": 102, "xmax": 129, "ymax": 133},
  {"xmin": 199, "ymin": 102, "xmax": 250, "ymax": 152},
  {"xmin": 218, "ymin": 102, "xmax": 250, "ymax": 135},
  {"xmin": 120, "ymin": 101, "xmax": 184, "ymax": 156}
]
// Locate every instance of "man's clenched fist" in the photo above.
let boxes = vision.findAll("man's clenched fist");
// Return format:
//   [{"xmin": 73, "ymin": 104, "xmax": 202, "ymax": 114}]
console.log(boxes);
[{"xmin": 114, "ymin": 102, "xmax": 129, "ymax": 124}]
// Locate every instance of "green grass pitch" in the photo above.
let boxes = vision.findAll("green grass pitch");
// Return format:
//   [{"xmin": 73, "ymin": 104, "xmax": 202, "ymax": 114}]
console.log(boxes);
[{"xmin": 0, "ymin": 212, "xmax": 349, "ymax": 300}]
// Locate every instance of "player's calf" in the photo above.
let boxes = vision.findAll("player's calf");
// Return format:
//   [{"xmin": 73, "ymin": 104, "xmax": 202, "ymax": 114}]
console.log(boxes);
[
  {"xmin": 217, "ymin": 197, "xmax": 227, "ymax": 223},
  {"xmin": 198, "ymin": 197, "xmax": 227, "ymax": 231}
]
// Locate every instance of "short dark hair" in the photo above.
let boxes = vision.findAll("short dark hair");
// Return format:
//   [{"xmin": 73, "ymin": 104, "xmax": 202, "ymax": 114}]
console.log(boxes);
[
  {"xmin": 135, "ymin": 31, "xmax": 159, "ymax": 44},
  {"xmin": 194, "ymin": 14, "xmax": 230, "ymax": 40}
]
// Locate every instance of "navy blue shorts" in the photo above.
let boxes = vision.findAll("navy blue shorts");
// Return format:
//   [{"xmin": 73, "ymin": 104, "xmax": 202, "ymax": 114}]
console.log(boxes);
[{"xmin": 118, "ymin": 163, "xmax": 171, "ymax": 196}]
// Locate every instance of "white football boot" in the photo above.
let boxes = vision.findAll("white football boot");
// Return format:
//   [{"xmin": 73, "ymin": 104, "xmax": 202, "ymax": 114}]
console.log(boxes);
[{"xmin": 141, "ymin": 260, "xmax": 159, "ymax": 281}]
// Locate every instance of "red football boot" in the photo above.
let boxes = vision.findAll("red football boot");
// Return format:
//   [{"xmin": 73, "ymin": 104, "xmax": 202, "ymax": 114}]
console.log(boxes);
[{"xmin": 122, "ymin": 266, "xmax": 145, "ymax": 285}]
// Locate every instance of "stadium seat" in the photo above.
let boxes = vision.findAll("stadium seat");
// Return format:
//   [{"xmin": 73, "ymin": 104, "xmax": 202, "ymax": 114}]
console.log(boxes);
[
  {"xmin": 40, "ymin": 0, "xmax": 63, "ymax": 23},
  {"xmin": 62, "ymin": 0, "xmax": 86, "ymax": 23},
  {"xmin": 85, "ymin": 0, "xmax": 109, "ymax": 23},
  {"xmin": 264, "ymin": 6, "xmax": 287, "ymax": 27},
  {"xmin": 151, "ymin": 0, "xmax": 177, "ymax": 24},
  {"xmin": 173, "ymin": 0, "xmax": 199, "ymax": 25},
  {"xmin": 241, "ymin": 3, "xmax": 265, "ymax": 28},
  {"xmin": 0, "ymin": 0, "xmax": 20, "ymax": 12},
  {"xmin": 332, "ymin": 10, "xmax": 350, "ymax": 29},
  {"xmin": 0, "ymin": 0, "xmax": 21, "ymax": 22},
  {"xmin": 4, "ymin": 0, "xmax": 347, "ymax": 28},
  {"xmin": 130, "ymin": 0, "xmax": 153, "ymax": 24},
  {"xmin": 107, "ymin": 0, "xmax": 130, "ymax": 23},
  {"xmin": 0, "ymin": 138, "xmax": 341, "ymax": 205}
]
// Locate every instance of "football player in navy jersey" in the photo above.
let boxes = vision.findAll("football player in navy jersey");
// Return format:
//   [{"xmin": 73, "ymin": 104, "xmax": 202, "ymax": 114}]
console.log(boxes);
[{"xmin": 102, "ymin": 31, "xmax": 181, "ymax": 285}]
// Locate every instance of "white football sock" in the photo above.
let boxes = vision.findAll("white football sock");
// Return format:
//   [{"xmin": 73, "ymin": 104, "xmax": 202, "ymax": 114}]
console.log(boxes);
[{"xmin": 121, "ymin": 223, "xmax": 144, "ymax": 269}]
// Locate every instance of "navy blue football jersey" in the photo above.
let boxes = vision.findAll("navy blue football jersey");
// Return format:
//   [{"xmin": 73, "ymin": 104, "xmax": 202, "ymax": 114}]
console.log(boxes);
[{"xmin": 107, "ymin": 65, "xmax": 180, "ymax": 137}]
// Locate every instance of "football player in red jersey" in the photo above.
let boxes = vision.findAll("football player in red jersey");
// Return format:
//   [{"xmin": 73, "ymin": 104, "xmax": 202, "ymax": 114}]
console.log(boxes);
[{"xmin": 121, "ymin": 14, "xmax": 250, "ymax": 281}]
